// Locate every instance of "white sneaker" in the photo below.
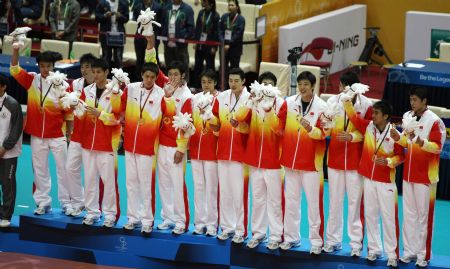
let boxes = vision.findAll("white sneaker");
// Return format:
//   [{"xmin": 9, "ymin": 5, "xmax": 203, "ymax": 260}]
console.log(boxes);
[
  {"xmin": 323, "ymin": 243, "xmax": 342, "ymax": 253},
  {"xmin": 217, "ymin": 232, "xmax": 233, "ymax": 241},
  {"xmin": 193, "ymin": 226, "xmax": 205, "ymax": 235},
  {"xmin": 205, "ymin": 228, "xmax": 217, "ymax": 237},
  {"xmin": 157, "ymin": 222, "xmax": 174, "ymax": 230},
  {"xmin": 266, "ymin": 240, "xmax": 280, "ymax": 250},
  {"xmin": 310, "ymin": 246, "xmax": 322, "ymax": 255},
  {"xmin": 141, "ymin": 225, "xmax": 153, "ymax": 235},
  {"xmin": 399, "ymin": 255, "xmax": 417, "ymax": 263},
  {"xmin": 366, "ymin": 253, "xmax": 379, "ymax": 262},
  {"xmin": 34, "ymin": 206, "xmax": 51, "ymax": 215},
  {"xmin": 387, "ymin": 258, "xmax": 398, "ymax": 267},
  {"xmin": 0, "ymin": 220, "xmax": 11, "ymax": 228},
  {"xmin": 172, "ymin": 226, "xmax": 186, "ymax": 235},
  {"xmin": 246, "ymin": 237, "xmax": 265, "ymax": 249},
  {"xmin": 280, "ymin": 241, "xmax": 301, "ymax": 250},
  {"xmin": 70, "ymin": 208, "xmax": 84, "ymax": 217},
  {"xmin": 232, "ymin": 234, "xmax": 246, "ymax": 244},
  {"xmin": 415, "ymin": 259, "xmax": 428, "ymax": 268},
  {"xmin": 103, "ymin": 219, "xmax": 115, "ymax": 228},
  {"xmin": 351, "ymin": 248, "xmax": 362, "ymax": 257},
  {"xmin": 123, "ymin": 222, "xmax": 140, "ymax": 230},
  {"xmin": 82, "ymin": 216, "xmax": 99, "ymax": 226},
  {"xmin": 63, "ymin": 207, "xmax": 74, "ymax": 216}
]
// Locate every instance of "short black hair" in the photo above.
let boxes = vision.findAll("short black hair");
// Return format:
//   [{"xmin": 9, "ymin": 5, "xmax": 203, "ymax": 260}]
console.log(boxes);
[
  {"xmin": 373, "ymin": 100, "xmax": 393, "ymax": 120},
  {"xmin": 142, "ymin": 62, "xmax": 160, "ymax": 76},
  {"xmin": 79, "ymin": 53, "xmax": 97, "ymax": 66},
  {"xmin": 409, "ymin": 87, "xmax": 428, "ymax": 103},
  {"xmin": 296, "ymin": 71, "xmax": 316, "ymax": 86},
  {"xmin": 200, "ymin": 69, "xmax": 217, "ymax": 81},
  {"xmin": 228, "ymin": 67, "xmax": 245, "ymax": 80},
  {"xmin": 258, "ymin": 71, "xmax": 277, "ymax": 85},
  {"xmin": 91, "ymin": 58, "xmax": 109, "ymax": 71},
  {"xmin": 0, "ymin": 73, "xmax": 9, "ymax": 88},
  {"xmin": 339, "ymin": 71, "xmax": 360, "ymax": 87},
  {"xmin": 36, "ymin": 51, "xmax": 56, "ymax": 65},
  {"xmin": 167, "ymin": 60, "xmax": 186, "ymax": 75}
]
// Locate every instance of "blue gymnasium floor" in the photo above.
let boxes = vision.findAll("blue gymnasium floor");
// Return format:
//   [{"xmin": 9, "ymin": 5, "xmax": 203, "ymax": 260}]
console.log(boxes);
[{"xmin": 10, "ymin": 145, "xmax": 450, "ymax": 257}]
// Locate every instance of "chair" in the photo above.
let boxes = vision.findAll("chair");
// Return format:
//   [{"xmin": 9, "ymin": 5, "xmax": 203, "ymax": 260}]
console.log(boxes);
[
  {"xmin": 300, "ymin": 37, "xmax": 334, "ymax": 92},
  {"xmin": 71, "ymin": 42, "xmax": 101, "ymax": 59},
  {"xmin": 2, "ymin": 36, "xmax": 32, "ymax": 56},
  {"xmin": 428, "ymin": 105, "xmax": 447, "ymax": 118},
  {"xmin": 41, "ymin": 39, "xmax": 70, "ymax": 59},
  {"xmin": 123, "ymin": 21, "xmax": 138, "ymax": 66},
  {"xmin": 439, "ymin": 42, "xmax": 450, "ymax": 63},
  {"xmin": 240, "ymin": 31, "xmax": 258, "ymax": 73},
  {"xmin": 24, "ymin": 0, "xmax": 47, "ymax": 25},
  {"xmin": 259, "ymin": 61, "xmax": 321, "ymax": 97},
  {"xmin": 319, "ymin": 93, "xmax": 336, "ymax": 102}
]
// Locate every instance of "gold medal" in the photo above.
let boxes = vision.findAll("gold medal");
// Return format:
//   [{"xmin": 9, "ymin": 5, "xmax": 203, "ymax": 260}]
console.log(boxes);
[
  {"xmin": 202, "ymin": 128, "xmax": 208, "ymax": 135},
  {"xmin": 372, "ymin": 155, "xmax": 377, "ymax": 162},
  {"xmin": 39, "ymin": 107, "xmax": 44, "ymax": 114},
  {"xmin": 139, "ymin": 118, "xmax": 145, "ymax": 125}
]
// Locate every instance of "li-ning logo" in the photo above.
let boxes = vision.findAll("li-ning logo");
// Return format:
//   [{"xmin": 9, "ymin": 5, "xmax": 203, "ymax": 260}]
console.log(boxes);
[{"xmin": 115, "ymin": 236, "xmax": 128, "ymax": 252}]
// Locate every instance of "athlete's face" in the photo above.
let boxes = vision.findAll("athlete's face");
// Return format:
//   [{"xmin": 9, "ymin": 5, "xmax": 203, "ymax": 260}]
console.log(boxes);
[
  {"xmin": 39, "ymin": 61, "xmax": 54, "ymax": 78},
  {"xmin": 261, "ymin": 78, "xmax": 275, "ymax": 86},
  {"xmin": 228, "ymin": 74, "xmax": 244, "ymax": 93},
  {"xmin": 142, "ymin": 70, "xmax": 157, "ymax": 89},
  {"xmin": 93, "ymin": 67, "xmax": 109, "ymax": 85},
  {"xmin": 80, "ymin": 63, "xmax": 94, "ymax": 83},
  {"xmin": 168, "ymin": 68, "xmax": 184, "ymax": 86},
  {"xmin": 297, "ymin": 79, "xmax": 314, "ymax": 99},
  {"xmin": 409, "ymin": 95, "xmax": 427, "ymax": 114},
  {"xmin": 372, "ymin": 108, "xmax": 389, "ymax": 127},
  {"xmin": 201, "ymin": 76, "xmax": 216, "ymax": 93}
]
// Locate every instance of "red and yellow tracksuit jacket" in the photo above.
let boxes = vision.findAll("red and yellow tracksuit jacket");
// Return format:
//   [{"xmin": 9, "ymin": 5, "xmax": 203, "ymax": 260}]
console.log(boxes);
[
  {"xmin": 189, "ymin": 91, "xmax": 219, "ymax": 161},
  {"xmin": 397, "ymin": 109, "xmax": 446, "ymax": 184},
  {"xmin": 159, "ymin": 85, "xmax": 193, "ymax": 153},
  {"xmin": 344, "ymin": 101, "xmax": 404, "ymax": 183},
  {"xmin": 68, "ymin": 78, "xmax": 90, "ymax": 144},
  {"xmin": 212, "ymin": 88, "xmax": 250, "ymax": 162},
  {"xmin": 121, "ymin": 82, "xmax": 165, "ymax": 156},
  {"xmin": 10, "ymin": 65, "xmax": 70, "ymax": 138},
  {"xmin": 280, "ymin": 95, "xmax": 328, "ymax": 171},
  {"xmin": 234, "ymin": 97, "xmax": 287, "ymax": 169},
  {"xmin": 78, "ymin": 83, "xmax": 122, "ymax": 152},
  {"xmin": 326, "ymin": 94, "xmax": 372, "ymax": 170}
]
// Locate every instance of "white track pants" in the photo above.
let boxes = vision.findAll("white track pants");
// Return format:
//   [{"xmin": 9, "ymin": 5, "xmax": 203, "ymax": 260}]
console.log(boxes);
[
  {"xmin": 402, "ymin": 181, "xmax": 436, "ymax": 261},
  {"xmin": 326, "ymin": 168, "xmax": 364, "ymax": 250},
  {"xmin": 82, "ymin": 149, "xmax": 119, "ymax": 221},
  {"xmin": 283, "ymin": 168, "xmax": 324, "ymax": 247},
  {"xmin": 250, "ymin": 167, "xmax": 283, "ymax": 242},
  {"xmin": 31, "ymin": 136, "xmax": 69, "ymax": 208},
  {"xmin": 364, "ymin": 177, "xmax": 399, "ymax": 259},
  {"xmin": 218, "ymin": 160, "xmax": 248, "ymax": 237},
  {"xmin": 191, "ymin": 159, "xmax": 219, "ymax": 231},
  {"xmin": 157, "ymin": 145, "xmax": 189, "ymax": 230},
  {"xmin": 125, "ymin": 152, "xmax": 156, "ymax": 226},
  {"xmin": 65, "ymin": 141, "xmax": 85, "ymax": 210}
]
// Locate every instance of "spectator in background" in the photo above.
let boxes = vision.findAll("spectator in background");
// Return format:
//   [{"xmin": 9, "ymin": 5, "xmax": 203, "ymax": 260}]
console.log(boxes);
[
  {"xmin": 219, "ymin": 0, "xmax": 245, "ymax": 75},
  {"xmin": 13, "ymin": 0, "xmax": 43, "ymax": 23},
  {"xmin": 193, "ymin": 0, "xmax": 219, "ymax": 88},
  {"xmin": 133, "ymin": 0, "xmax": 162, "ymax": 78},
  {"xmin": 160, "ymin": 0, "xmax": 195, "ymax": 83},
  {"xmin": 95, "ymin": 0, "xmax": 129, "ymax": 68},
  {"xmin": 49, "ymin": 0, "xmax": 81, "ymax": 52}
]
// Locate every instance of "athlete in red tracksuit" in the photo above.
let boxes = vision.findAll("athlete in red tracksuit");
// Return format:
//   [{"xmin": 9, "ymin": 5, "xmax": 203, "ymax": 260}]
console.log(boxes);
[
  {"xmin": 156, "ymin": 60, "xmax": 193, "ymax": 235},
  {"xmin": 235, "ymin": 72, "xmax": 286, "ymax": 250},
  {"xmin": 212, "ymin": 68, "xmax": 250, "ymax": 244},
  {"xmin": 390, "ymin": 87, "xmax": 446, "ymax": 267},
  {"xmin": 65, "ymin": 53, "xmax": 97, "ymax": 217},
  {"xmin": 189, "ymin": 69, "xmax": 220, "ymax": 237},
  {"xmin": 279, "ymin": 71, "xmax": 328, "ymax": 254},
  {"xmin": 323, "ymin": 72, "xmax": 372, "ymax": 256},
  {"xmin": 344, "ymin": 99, "xmax": 404, "ymax": 267},
  {"xmin": 10, "ymin": 47, "xmax": 71, "ymax": 215},
  {"xmin": 78, "ymin": 58, "xmax": 122, "ymax": 228}
]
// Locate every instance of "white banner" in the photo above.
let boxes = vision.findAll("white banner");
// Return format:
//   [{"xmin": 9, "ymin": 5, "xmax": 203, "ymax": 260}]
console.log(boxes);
[
  {"xmin": 405, "ymin": 11, "xmax": 450, "ymax": 61},
  {"xmin": 278, "ymin": 5, "xmax": 366, "ymax": 74}
]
